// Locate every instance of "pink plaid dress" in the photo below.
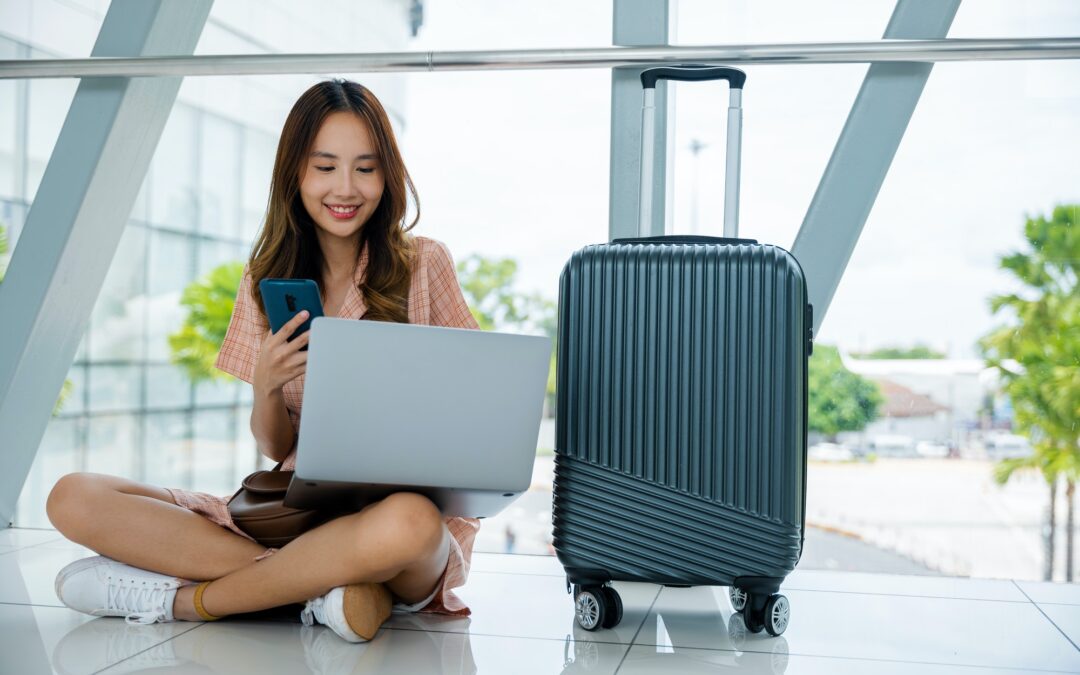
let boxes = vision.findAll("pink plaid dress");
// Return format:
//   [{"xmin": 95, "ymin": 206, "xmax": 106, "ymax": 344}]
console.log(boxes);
[{"xmin": 166, "ymin": 236, "xmax": 481, "ymax": 615}]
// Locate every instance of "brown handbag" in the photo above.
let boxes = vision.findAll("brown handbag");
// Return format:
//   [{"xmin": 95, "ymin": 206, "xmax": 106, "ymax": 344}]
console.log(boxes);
[{"xmin": 227, "ymin": 464, "xmax": 339, "ymax": 548}]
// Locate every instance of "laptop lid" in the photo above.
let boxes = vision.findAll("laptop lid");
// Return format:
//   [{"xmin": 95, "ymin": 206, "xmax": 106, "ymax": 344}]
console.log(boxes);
[{"xmin": 293, "ymin": 317, "xmax": 551, "ymax": 492}]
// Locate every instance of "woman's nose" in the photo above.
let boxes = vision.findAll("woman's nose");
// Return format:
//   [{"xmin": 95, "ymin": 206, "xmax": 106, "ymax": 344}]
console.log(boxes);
[{"xmin": 335, "ymin": 169, "xmax": 356, "ymax": 196}]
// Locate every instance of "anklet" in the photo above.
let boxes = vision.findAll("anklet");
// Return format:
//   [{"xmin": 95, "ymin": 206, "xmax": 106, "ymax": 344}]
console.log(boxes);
[{"xmin": 193, "ymin": 581, "xmax": 221, "ymax": 621}]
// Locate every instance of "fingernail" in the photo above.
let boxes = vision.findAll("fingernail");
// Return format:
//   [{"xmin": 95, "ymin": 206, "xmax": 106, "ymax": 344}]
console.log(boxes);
[{"xmin": 300, "ymin": 311, "xmax": 309, "ymax": 318}]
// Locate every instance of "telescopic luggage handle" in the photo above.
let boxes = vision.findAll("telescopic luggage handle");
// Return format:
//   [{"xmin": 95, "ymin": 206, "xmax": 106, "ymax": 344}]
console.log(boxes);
[{"xmin": 638, "ymin": 65, "xmax": 745, "ymax": 240}]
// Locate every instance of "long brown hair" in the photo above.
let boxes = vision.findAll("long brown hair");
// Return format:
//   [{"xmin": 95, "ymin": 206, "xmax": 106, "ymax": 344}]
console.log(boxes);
[{"xmin": 248, "ymin": 79, "xmax": 418, "ymax": 323}]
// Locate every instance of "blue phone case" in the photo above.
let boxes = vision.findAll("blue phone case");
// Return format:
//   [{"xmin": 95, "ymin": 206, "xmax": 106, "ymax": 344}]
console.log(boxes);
[{"xmin": 258, "ymin": 278, "xmax": 325, "ymax": 351}]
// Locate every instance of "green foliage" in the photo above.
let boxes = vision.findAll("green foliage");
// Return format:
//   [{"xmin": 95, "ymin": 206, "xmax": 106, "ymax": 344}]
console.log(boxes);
[
  {"xmin": 456, "ymin": 254, "xmax": 557, "ymax": 410},
  {"xmin": 852, "ymin": 344, "xmax": 945, "ymax": 360},
  {"xmin": 808, "ymin": 344, "xmax": 883, "ymax": 439},
  {"xmin": 979, "ymin": 204, "xmax": 1080, "ymax": 487},
  {"xmin": 168, "ymin": 261, "xmax": 246, "ymax": 384}
]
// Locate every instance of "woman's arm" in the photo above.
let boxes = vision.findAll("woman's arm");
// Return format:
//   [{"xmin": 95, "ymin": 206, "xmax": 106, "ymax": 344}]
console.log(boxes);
[{"xmin": 250, "ymin": 386, "xmax": 295, "ymax": 464}]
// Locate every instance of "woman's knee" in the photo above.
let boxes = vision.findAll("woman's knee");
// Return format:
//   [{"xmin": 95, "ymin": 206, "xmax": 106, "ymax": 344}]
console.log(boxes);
[
  {"xmin": 369, "ymin": 492, "xmax": 446, "ymax": 562},
  {"xmin": 46, "ymin": 472, "xmax": 101, "ymax": 533}
]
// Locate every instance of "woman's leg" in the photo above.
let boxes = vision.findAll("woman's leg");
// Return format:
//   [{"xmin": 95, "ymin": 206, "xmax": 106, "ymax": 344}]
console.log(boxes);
[
  {"xmin": 46, "ymin": 472, "xmax": 267, "ymax": 580},
  {"xmin": 171, "ymin": 491, "xmax": 451, "ymax": 620}
]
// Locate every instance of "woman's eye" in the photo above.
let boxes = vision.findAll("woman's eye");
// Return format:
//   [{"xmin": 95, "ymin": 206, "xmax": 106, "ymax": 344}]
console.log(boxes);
[
  {"xmin": 315, "ymin": 166, "xmax": 333, "ymax": 172},
  {"xmin": 357, "ymin": 167, "xmax": 375, "ymax": 174}
]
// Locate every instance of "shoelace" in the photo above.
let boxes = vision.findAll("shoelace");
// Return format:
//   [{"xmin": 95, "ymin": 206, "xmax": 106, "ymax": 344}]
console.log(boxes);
[
  {"xmin": 104, "ymin": 574, "xmax": 172, "ymax": 625},
  {"xmin": 300, "ymin": 597, "xmax": 326, "ymax": 627}
]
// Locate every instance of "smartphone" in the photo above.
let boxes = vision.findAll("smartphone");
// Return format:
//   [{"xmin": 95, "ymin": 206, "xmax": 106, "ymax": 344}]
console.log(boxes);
[{"xmin": 258, "ymin": 278, "xmax": 325, "ymax": 351}]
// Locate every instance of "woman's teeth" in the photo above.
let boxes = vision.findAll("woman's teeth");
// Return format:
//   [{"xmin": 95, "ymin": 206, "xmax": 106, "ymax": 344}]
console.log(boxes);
[{"xmin": 327, "ymin": 205, "xmax": 358, "ymax": 218}]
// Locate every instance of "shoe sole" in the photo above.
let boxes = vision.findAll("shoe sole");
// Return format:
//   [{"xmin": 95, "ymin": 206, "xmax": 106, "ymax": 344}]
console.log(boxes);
[
  {"xmin": 54, "ymin": 555, "xmax": 109, "ymax": 605},
  {"xmin": 342, "ymin": 583, "xmax": 393, "ymax": 641}
]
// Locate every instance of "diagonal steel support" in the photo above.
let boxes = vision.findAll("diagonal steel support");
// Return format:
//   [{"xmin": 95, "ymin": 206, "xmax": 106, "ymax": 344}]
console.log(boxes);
[
  {"xmin": 0, "ymin": 0, "xmax": 212, "ymax": 526},
  {"xmin": 791, "ymin": 0, "xmax": 961, "ymax": 335}
]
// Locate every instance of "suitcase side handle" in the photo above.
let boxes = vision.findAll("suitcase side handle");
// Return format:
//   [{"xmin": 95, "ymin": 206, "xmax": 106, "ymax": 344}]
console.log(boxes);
[
  {"xmin": 638, "ymin": 65, "xmax": 745, "ymax": 240},
  {"xmin": 640, "ymin": 65, "xmax": 746, "ymax": 90},
  {"xmin": 612, "ymin": 235, "xmax": 758, "ymax": 246}
]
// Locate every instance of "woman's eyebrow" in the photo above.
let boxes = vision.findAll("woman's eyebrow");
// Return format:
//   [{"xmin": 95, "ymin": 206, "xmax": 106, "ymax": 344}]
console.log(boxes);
[{"xmin": 309, "ymin": 150, "xmax": 376, "ymax": 160}]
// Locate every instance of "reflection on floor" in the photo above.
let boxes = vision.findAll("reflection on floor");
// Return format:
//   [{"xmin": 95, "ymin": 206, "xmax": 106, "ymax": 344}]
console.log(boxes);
[{"xmin": 1, "ymin": 527, "xmax": 1078, "ymax": 674}]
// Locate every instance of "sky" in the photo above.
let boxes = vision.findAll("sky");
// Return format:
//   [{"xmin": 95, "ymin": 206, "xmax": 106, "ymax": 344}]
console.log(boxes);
[{"xmin": 396, "ymin": 0, "xmax": 1080, "ymax": 359}]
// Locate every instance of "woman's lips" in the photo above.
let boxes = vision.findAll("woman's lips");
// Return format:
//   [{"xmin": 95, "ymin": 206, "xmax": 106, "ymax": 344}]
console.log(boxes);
[{"xmin": 326, "ymin": 204, "xmax": 359, "ymax": 220}]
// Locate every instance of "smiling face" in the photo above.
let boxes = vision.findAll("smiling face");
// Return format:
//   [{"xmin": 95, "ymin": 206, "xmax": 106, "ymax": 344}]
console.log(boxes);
[{"xmin": 298, "ymin": 111, "xmax": 385, "ymax": 248}]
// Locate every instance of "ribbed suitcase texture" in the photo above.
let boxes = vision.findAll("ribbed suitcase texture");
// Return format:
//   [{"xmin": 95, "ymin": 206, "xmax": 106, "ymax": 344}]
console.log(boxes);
[{"xmin": 553, "ymin": 238, "xmax": 810, "ymax": 587}]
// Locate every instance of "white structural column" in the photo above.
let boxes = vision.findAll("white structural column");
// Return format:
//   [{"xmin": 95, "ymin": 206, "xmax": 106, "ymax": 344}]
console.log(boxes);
[
  {"xmin": 0, "ymin": 0, "xmax": 213, "ymax": 526},
  {"xmin": 791, "ymin": 0, "xmax": 961, "ymax": 335},
  {"xmin": 610, "ymin": 0, "xmax": 675, "ymax": 240}
]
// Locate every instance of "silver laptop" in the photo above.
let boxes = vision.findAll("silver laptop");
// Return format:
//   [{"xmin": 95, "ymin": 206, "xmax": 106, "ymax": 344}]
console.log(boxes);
[{"xmin": 283, "ymin": 317, "xmax": 552, "ymax": 518}]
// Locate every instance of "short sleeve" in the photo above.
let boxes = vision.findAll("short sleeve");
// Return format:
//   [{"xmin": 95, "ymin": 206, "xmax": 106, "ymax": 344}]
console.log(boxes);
[
  {"xmin": 428, "ymin": 240, "xmax": 480, "ymax": 330},
  {"xmin": 214, "ymin": 266, "xmax": 268, "ymax": 384}
]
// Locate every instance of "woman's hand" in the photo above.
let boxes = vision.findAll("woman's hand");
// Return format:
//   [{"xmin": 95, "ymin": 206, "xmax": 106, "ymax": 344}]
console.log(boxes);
[{"xmin": 253, "ymin": 311, "xmax": 312, "ymax": 397}]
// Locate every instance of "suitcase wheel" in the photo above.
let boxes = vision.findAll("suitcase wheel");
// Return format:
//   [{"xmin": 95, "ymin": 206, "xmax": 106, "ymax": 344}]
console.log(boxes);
[
  {"xmin": 763, "ymin": 594, "xmax": 790, "ymax": 636},
  {"xmin": 573, "ymin": 585, "xmax": 623, "ymax": 631},
  {"xmin": 729, "ymin": 586, "xmax": 748, "ymax": 613}
]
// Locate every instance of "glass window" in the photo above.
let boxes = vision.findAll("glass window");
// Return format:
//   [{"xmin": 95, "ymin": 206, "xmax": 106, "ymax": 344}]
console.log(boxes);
[
  {"xmin": 196, "ymin": 238, "xmax": 244, "ymax": 280},
  {"xmin": 149, "ymin": 105, "xmax": 199, "ymax": 233},
  {"xmin": 192, "ymin": 409, "xmax": 236, "ymax": 496},
  {"xmin": 233, "ymin": 404, "xmax": 263, "ymax": 483},
  {"xmin": 195, "ymin": 375, "xmax": 238, "ymax": 408},
  {"xmin": 0, "ymin": 199, "xmax": 26, "ymax": 265},
  {"xmin": 0, "ymin": 33, "xmax": 19, "ymax": 201},
  {"xmin": 89, "ymin": 224, "xmax": 147, "ymax": 362},
  {"xmin": 25, "ymin": 73, "xmax": 77, "ymax": 203},
  {"xmin": 143, "ymin": 412, "xmax": 192, "ymax": 488},
  {"xmin": 85, "ymin": 414, "xmax": 138, "ymax": 477},
  {"xmin": 58, "ymin": 363, "xmax": 87, "ymax": 417},
  {"xmin": 146, "ymin": 228, "xmax": 194, "ymax": 361},
  {"xmin": 146, "ymin": 363, "xmax": 192, "ymax": 410},
  {"xmin": 241, "ymin": 127, "xmax": 275, "ymax": 244},
  {"xmin": 147, "ymin": 228, "xmax": 194, "ymax": 296},
  {"xmin": 12, "ymin": 416, "xmax": 83, "ymax": 529},
  {"xmin": 199, "ymin": 114, "xmax": 242, "ymax": 240},
  {"xmin": 87, "ymin": 365, "xmax": 142, "ymax": 414}
]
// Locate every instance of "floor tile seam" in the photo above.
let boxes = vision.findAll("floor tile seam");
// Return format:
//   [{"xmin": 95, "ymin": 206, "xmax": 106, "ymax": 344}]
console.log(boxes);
[
  {"xmin": 623, "ymin": 640, "xmax": 1080, "ymax": 673},
  {"xmin": 613, "ymin": 585, "xmax": 663, "ymax": 673},
  {"xmin": 380, "ymin": 623, "xmax": 635, "ymax": 647},
  {"xmin": 783, "ymin": 586, "xmax": 1031, "ymax": 603},
  {"xmin": 468, "ymin": 570, "xmax": 565, "ymax": 578},
  {"xmin": 0, "ymin": 599, "xmax": 65, "ymax": 608},
  {"xmin": 0, "ymin": 537, "xmax": 67, "ymax": 557},
  {"xmin": 89, "ymin": 622, "xmax": 206, "ymax": 675},
  {"xmin": 1014, "ymin": 579, "xmax": 1080, "ymax": 653}
]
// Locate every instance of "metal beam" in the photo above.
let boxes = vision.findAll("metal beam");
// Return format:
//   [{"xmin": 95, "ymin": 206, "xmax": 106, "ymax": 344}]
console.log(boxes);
[
  {"xmin": 0, "ymin": 0, "xmax": 212, "ymax": 526},
  {"xmin": 610, "ymin": 0, "xmax": 674, "ymax": 240},
  {"xmin": 2, "ymin": 38, "xmax": 1078, "ymax": 80},
  {"xmin": 791, "ymin": 0, "xmax": 961, "ymax": 336}
]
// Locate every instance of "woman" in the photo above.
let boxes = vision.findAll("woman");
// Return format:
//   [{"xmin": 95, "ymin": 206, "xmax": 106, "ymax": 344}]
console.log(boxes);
[{"xmin": 46, "ymin": 79, "xmax": 481, "ymax": 643}]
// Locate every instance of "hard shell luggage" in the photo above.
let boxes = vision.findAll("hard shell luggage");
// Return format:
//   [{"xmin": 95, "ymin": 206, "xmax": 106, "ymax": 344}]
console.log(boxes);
[{"xmin": 552, "ymin": 65, "xmax": 812, "ymax": 637}]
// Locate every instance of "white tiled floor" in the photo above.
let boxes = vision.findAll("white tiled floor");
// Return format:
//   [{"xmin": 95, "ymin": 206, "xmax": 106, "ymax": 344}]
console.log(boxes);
[{"xmin": 1, "ymin": 527, "xmax": 1078, "ymax": 674}]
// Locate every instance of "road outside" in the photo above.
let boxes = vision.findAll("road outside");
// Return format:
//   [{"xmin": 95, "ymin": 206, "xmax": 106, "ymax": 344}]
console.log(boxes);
[{"xmin": 476, "ymin": 455, "xmax": 1060, "ymax": 583}]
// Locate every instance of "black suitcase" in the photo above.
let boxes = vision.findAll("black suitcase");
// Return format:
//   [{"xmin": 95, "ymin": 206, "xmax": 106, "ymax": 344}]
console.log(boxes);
[{"xmin": 552, "ymin": 66, "xmax": 812, "ymax": 637}]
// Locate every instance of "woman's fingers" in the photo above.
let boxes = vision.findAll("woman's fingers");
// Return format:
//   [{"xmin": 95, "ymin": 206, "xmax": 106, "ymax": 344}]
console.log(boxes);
[{"xmin": 272, "ymin": 311, "xmax": 311, "ymax": 343}]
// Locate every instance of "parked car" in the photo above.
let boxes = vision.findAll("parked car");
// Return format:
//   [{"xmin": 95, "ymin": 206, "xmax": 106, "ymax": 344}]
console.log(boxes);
[
  {"xmin": 983, "ymin": 433, "xmax": 1033, "ymax": 460},
  {"xmin": 808, "ymin": 442, "xmax": 855, "ymax": 462},
  {"xmin": 865, "ymin": 434, "xmax": 917, "ymax": 458},
  {"xmin": 915, "ymin": 440, "xmax": 950, "ymax": 459}
]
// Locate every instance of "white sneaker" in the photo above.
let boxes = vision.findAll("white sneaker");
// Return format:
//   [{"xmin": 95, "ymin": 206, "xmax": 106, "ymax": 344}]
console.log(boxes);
[
  {"xmin": 300, "ymin": 583, "xmax": 393, "ymax": 643},
  {"xmin": 54, "ymin": 555, "xmax": 191, "ymax": 625}
]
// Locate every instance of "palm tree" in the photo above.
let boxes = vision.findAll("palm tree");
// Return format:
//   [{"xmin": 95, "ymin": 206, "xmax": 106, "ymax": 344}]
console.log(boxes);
[
  {"xmin": 993, "ymin": 444, "xmax": 1061, "ymax": 580},
  {"xmin": 980, "ymin": 205, "xmax": 1080, "ymax": 581}
]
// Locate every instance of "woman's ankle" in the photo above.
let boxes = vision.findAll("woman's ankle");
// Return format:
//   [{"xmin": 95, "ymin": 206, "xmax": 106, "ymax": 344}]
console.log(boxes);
[{"xmin": 172, "ymin": 584, "xmax": 202, "ymax": 621}]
